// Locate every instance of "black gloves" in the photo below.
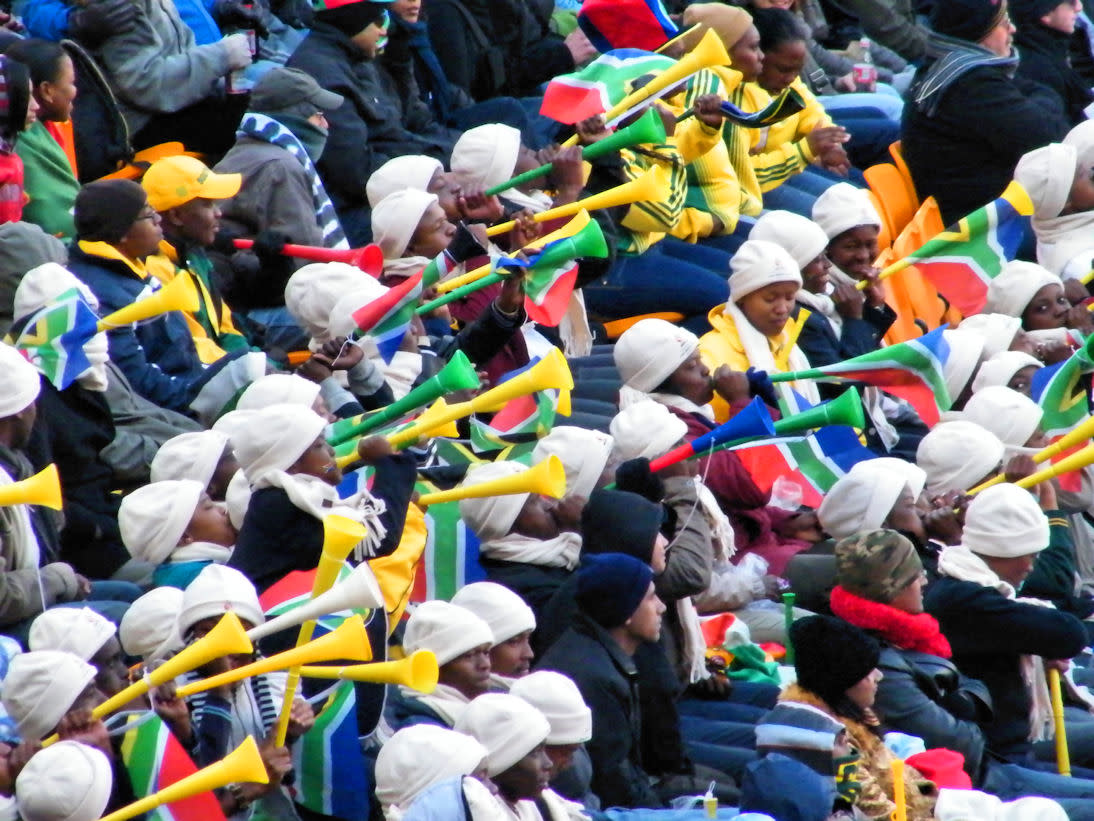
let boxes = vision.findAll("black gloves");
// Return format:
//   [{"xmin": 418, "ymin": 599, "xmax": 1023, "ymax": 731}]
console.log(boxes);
[{"xmin": 614, "ymin": 457, "xmax": 665, "ymax": 504}]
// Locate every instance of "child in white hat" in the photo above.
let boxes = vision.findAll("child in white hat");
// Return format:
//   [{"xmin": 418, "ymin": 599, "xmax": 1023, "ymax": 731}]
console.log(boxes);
[
  {"xmin": 451, "ymin": 581, "xmax": 537, "ymax": 684},
  {"xmin": 150, "ymin": 430, "xmax": 240, "ymax": 502},
  {"xmin": 15, "ymin": 740, "xmax": 113, "ymax": 821}
]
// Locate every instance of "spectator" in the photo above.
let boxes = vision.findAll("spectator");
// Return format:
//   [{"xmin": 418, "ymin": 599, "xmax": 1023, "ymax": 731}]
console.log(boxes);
[
  {"xmin": 1013, "ymin": 0, "xmax": 1093, "ymax": 125},
  {"xmin": 0, "ymin": 55, "xmax": 38, "ymax": 226}
]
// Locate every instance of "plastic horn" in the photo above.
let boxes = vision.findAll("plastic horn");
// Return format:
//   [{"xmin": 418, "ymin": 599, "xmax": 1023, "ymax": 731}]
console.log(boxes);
[
  {"xmin": 485, "ymin": 166, "xmax": 666, "ymax": 236},
  {"xmin": 890, "ymin": 758, "xmax": 907, "ymax": 821},
  {"xmin": 559, "ymin": 28, "xmax": 731, "ymax": 147},
  {"xmin": 97, "ymin": 735, "xmax": 269, "ymax": 821},
  {"xmin": 435, "ymin": 211, "xmax": 593, "ymax": 295},
  {"xmin": 96, "ymin": 271, "xmax": 200, "ymax": 332},
  {"xmin": 387, "ymin": 348, "xmax": 573, "ymax": 449},
  {"xmin": 967, "ymin": 418, "xmax": 1094, "ymax": 494},
  {"xmin": 176, "ymin": 614, "xmax": 372, "ymax": 699},
  {"xmin": 648, "ymin": 398, "xmax": 775, "ymax": 473},
  {"xmin": 246, "ymin": 563, "xmax": 384, "ymax": 642},
  {"xmin": 1049, "ymin": 667, "xmax": 1071, "ymax": 776},
  {"xmin": 271, "ymin": 514, "xmax": 368, "ymax": 746},
  {"xmin": 484, "ymin": 109, "xmax": 667, "ymax": 196},
  {"xmin": 328, "ymin": 351, "xmax": 480, "ymax": 445},
  {"xmin": 301, "ymin": 649, "xmax": 439, "ymax": 693},
  {"xmin": 335, "ymin": 399, "xmax": 460, "ymax": 468},
  {"xmin": 0, "ymin": 464, "xmax": 63, "ymax": 510},
  {"xmin": 232, "ymin": 239, "xmax": 384, "ymax": 276},
  {"xmin": 987, "ymin": 442, "xmax": 1094, "ymax": 493},
  {"xmin": 417, "ymin": 454, "xmax": 566, "ymax": 507},
  {"xmin": 417, "ymin": 218, "xmax": 608, "ymax": 315},
  {"xmin": 42, "ymin": 611, "xmax": 252, "ymax": 744},
  {"xmin": 773, "ymin": 389, "xmax": 866, "ymax": 436}
]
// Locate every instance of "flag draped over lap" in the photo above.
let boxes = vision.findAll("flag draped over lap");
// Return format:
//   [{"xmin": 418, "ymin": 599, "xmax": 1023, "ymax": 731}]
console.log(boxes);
[{"xmin": 891, "ymin": 181, "xmax": 1033, "ymax": 316}]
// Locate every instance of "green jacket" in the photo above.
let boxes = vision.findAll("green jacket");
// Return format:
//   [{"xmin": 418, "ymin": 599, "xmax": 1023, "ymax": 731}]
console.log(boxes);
[{"xmin": 16, "ymin": 121, "xmax": 79, "ymax": 240}]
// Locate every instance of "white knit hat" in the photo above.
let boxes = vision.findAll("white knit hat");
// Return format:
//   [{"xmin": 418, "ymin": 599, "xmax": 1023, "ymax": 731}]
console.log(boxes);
[
  {"xmin": 178, "ymin": 564, "xmax": 265, "ymax": 637},
  {"xmin": 327, "ymin": 281, "xmax": 391, "ymax": 340},
  {"xmin": 454, "ymin": 693, "xmax": 551, "ymax": 777},
  {"xmin": 28, "ymin": 608, "xmax": 116, "ymax": 661},
  {"xmin": 811, "ymin": 182, "xmax": 882, "ymax": 240},
  {"xmin": 972, "ymin": 351, "xmax": 1042, "ymax": 394},
  {"xmin": 848, "ymin": 457, "xmax": 926, "ymax": 499},
  {"xmin": 0, "ymin": 343, "xmax": 41, "ymax": 418},
  {"xmin": 984, "ymin": 261, "xmax": 1062, "ymax": 317},
  {"xmin": 749, "ymin": 210, "xmax": 829, "ymax": 270},
  {"xmin": 225, "ymin": 469, "xmax": 252, "ymax": 530},
  {"xmin": 614, "ymin": 318, "xmax": 699, "ymax": 392},
  {"xmin": 450, "ymin": 124, "xmax": 522, "ymax": 191},
  {"xmin": 150, "ymin": 430, "xmax": 230, "ymax": 487},
  {"xmin": 962, "ymin": 386, "xmax": 1044, "ymax": 448},
  {"xmin": 372, "ymin": 189, "xmax": 440, "ymax": 261},
  {"xmin": 457, "ymin": 462, "xmax": 531, "ymax": 541},
  {"xmin": 941, "ymin": 329, "xmax": 985, "ymax": 402},
  {"xmin": 961, "ymin": 483, "xmax": 1049, "ymax": 558},
  {"xmin": 119, "ymin": 587, "xmax": 184, "ymax": 662},
  {"xmin": 1, "ymin": 651, "xmax": 96, "ymax": 741},
  {"xmin": 232, "ymin": 403, "xmax": 328, "ymax": 485},
  {"xmin": 1014, "ymin": 143, "xmax": 1076, "ymax": 220},
  {"xmin": 935, "ymin": 789, "xmax": 1067, "ymax": 821},
  {"xmin": 285, "ymin": 261, "xmax": 372, "ymax": 343},
  {"xmin": 729, "ymin": 240, "xmax": 802, "ymax": 301},
  {"xmin": 403, "ymin": 600, "xmax": 495, "ymax": 666},
  {"xmin": 119, "ymin": 479, "xmax": 205, "ymax": 565},
  {"xmin": 13, "ymin": 262, "xmax": 98, "ymax": 321},
  {"xmin": 917, "ymin": 420, "xmax": 1006, "ymax": 497},
  {"xmin": 532, "ymin": 427, "xmax": 613, "ymax": 500},
  {"xmin": 817, "ymin": 468, "xmax": 907, "ymax": 540},
  {"xmin": 374, "ymin": 725, "xmax": 489, "ymax": 810},
  {"xmin": 15, "ymin": 741, "xmax": 113, "ymax": 821},
  {"xmin": 367, "ymin": 155, "xmax": 444, "ymax": 208},
  {"xmin": 237, "ymin": 373, "xmax": 322, "ymax": 411},
  {"xmin": 610, "ymin": 400, "xmax": 688, "ymax": 460},
  {"xmin": 958, "ymin": 313, "xmax": 1022, "ymax": 359},
  {"xmin": 451, "ymin": 582, "xmax": 536, "ymax": 644},
  {"xmin": 510, "ymin": 670, "xmax": 592, "ymax": 744},
  {"xmin": 1064, "ymin": 119, "xmax": 1094, "ymax": 173}
]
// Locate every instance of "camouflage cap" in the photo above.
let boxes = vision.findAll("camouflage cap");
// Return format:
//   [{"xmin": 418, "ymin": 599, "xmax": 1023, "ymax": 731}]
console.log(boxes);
[{"xmin": 834, "ymin": 529, "xmax": 922, "ymax": 604}]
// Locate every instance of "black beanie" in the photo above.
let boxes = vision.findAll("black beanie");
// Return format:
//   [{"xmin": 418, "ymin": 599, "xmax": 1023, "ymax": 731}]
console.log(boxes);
[
  {"xmin": 74, "ymin": 179, "xmax": 148, "ymax": 244},
  {"xmin": 576, "ymin": 553, "xmax": 654, "ymax": 628},
  {"xmin": 929, "ymin": 0, "xmax": 1008, "ymax": 42},
  {"xmin": 580, "ymin": 489, "xmax": 664, "ymax": 563},
  {"xmin": 1009, "ymin": 0, "xmax": 1066, "ymax": 23},
  {"xmin": 790, "ymin": 615, "xmax": 880, "ymax": 707},
  {"xmin": 315, "ymin": 0, "xmax": 388, "ymax": 37}
]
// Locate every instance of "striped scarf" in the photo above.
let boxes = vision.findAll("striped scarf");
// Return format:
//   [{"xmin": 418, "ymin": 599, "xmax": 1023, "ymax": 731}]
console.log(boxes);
[
  {"xmin": 237, "ymin": 112, "xmax": 349, "ymax": 249},
  {"xmin": 912, "ymin": 31, "xmax": 1019, "ymax": 117}
]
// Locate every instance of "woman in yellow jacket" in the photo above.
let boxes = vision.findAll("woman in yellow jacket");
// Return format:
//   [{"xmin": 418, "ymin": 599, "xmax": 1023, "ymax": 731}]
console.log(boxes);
[{"xmin": 699, "ymin": 238, "xmax": 819, "ymax": 422}]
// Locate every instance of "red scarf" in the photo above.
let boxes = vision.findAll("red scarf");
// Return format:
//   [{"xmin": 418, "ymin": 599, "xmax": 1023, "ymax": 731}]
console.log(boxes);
[{"xmin": 830, "ymin": 585, "xmax": 952, "ymax": 658}]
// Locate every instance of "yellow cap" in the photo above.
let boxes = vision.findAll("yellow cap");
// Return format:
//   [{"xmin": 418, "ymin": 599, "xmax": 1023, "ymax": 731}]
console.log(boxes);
[{"xmin": 142, "ymin": 155, "xmax": 242, "ymax": 212}]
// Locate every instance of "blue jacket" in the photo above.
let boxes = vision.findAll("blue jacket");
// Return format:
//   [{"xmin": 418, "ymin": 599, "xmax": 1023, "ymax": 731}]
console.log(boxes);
[
  {"xmin": 16, "ymin": 0, "xmax": 221, "ymax": 44},
  {"xmin": 67, "ymin": 240, "xmax": 204, "ymax": 414}
]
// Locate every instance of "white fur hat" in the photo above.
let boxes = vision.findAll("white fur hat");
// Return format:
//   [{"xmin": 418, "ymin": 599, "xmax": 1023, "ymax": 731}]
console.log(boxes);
[
  {"xmin": 178, "ymin": 563, "xmax": 265, "ymax": 637},
  {"xmin": 285, "ymin": 261, "xmax": 371, "ymax": 343},
  {"xmin": 374, "ymin": 725, "xmax": 489, "ymax": 811},
  {"xmin": 237, "ymin": 373, "xmax": 321, "ymax": 411},
  {"xmin": 327, "ymin": 281, "xmax": 391, "ymax": 341},
  {"xmin": 749, "ymin": 210, "xmax": 829, "ymax": 270},
  {"xmin": 610, "ymin": 400, "xmax": 688, "ymax": 461},
  {"xmin": 510, "ymin": 670, "xmax": 592, "ymax": 744},
  {"xmin": 1014, "ymin": 143, "xmax": 1076, "ymax": 221},
  {"xmin": 119, "ymin": 586, "xmax": 185, "ymax": 662},
  {"xmin": 454, "ymin": 693, "xmax": 551, "ymax": 777},
  {"xmin": 450, "ymin": 124, "xmax": 522, "ymax": 191},
  {"xmin": 941, "ymin": 329, "xmax": 985, "ymax": 402},
  {"xmin": 13, "ymin": 262, "xmax": 98, "ymax": 321},
  {"xmin": 849, "ymin": 457, "xmax": 926, "ymax": 499},
  {"xmin": 984, "ymin": 261, "xmax": 1062, "ymax": 318},
  {"xmin": 119, "ymin": 479, "xmax": 205, "ymax": 565},
  {"xmin": 958, "ymin": 313, "xmax": 1022, "ymax": 360},
  {"xmin": 231, "ymin": 403, "xmax": 327, "ymax": 485},
  {"xmin": 367, "ymin": 155, "xmax": 444, "ymax": 208},
  {"xmin": 917, "ymin": 420, "xmax": 1006, "ymax": 497},
  {"xmin": 614, "ymin": 318, "xmax": 699, "ymax": 392},
  {"xmin": 532, "ymin": 427, "xmax": 614, "ymax": 500},
  {"xmin": 811, "ymin": 182, "xmax": 882, "ymax": 240},
  {"xmin": 962, "ymin": 386, "xmax": 1044, "ymax": 449},
  {"xmin": 372, "ymin": 189, "xmax": 439, "ymax": 261},
  {"xmin": 403, "ymin": 600, "xmax": 495, "ymax": 666},
  {"xmin": 818, "ymin": 468, "xmax": 907, "ymax": 540},
  {"xmin": 1, "ymin": 651, "xmax": 96, "ymax": 741},
  {"xmin": 1064, "ymin": 119, "xmax": 1094, "ymax": 174},
  {"xmin": 28, "ymin": 608, "xmax": 116, "ymax": 662},
  {"xmin": 971, "ymin": 351, "xmax": 1042, "ymax": 394},
  {"xmin": 961, "ymin": 484, "xmax": 1049, "ymax": 558},
  {"xmin": 15, "ymin": 741, "xmax": 113, "ymax": 821},
  {"xmin": 451, "ymin": 582, "xmax": 536, "ymax": 644},
  {"xmin": 457, "ymin": 462, "xmax": 531, "ymax": 541},
  {"xmin": 0, "ymin": 343, "xmax": 41, "ymax": 418},
  {"xmin": 150, "ymin": 430, "xmax": 230, "ymax": 487},
  {"xmin": 729, "ymin": 240, "xmax": 802, "ymax": 301}
]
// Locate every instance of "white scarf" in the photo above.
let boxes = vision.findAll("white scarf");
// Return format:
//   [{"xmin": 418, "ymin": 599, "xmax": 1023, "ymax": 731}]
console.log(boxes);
[
  {"xmin": 0, "ymin": 468, "xmax": 39, "ymax": 572},
  {"xmin": 255, "ymin": 471, "xmax": 387, "ymax": 561},
  {"xmin": 1033, "ymin": 210, "xmax": 1094, "ymax": 278},
  {"xmin": 398, "ymin": 682, "xmax": 472, "ymax": 726},
  {"xmin": 76, "ymin": 332, "xmax": 109, "ymax": 392},
  {"xmin": 937, "ymin": 544, "xmax": 1055, "ymax": 742},
  {"xmin": 722, "ymin": 301, "xmax": 820, "ymax": 404},
  {"xmin": 478, "ymin": 532, "xmax": 582, "ymax": 571},
  {"xmin": 168, "ymin": 541, "xmax": 233, "ymax": 565}
]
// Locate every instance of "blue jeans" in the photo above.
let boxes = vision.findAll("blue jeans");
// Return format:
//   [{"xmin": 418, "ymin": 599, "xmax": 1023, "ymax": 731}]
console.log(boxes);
[
  {"xmin": 981, "ymin": 761, "xmax": 1094, "ymax": 819},
  {"xmin": 242, "ymin": 306, "xmax": 310, "ymax": 353},
  {"xmin": 822, "ymin": 89, "xmax": 903, "ymax": 121},
  {"xmin": 583, "ymin": 240, "xmax": 730, "ymax": 335},
  {"xmin": 0, "ymin": 581, "xmax": 142, "ymax": 648},
  {"xmin": 826, "ymin": 109, "xmax": 902, "ymax": 168}
]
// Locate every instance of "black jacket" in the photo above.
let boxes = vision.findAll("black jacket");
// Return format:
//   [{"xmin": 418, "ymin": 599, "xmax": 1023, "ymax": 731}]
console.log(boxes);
[
  {"xmin": 229, "ymin": 452, "xmax": 417, "ymax": 593},
  {"xmin": 1016, "ymin": 23, "xmax": 1094, "ymax": 125},
  {"xmin": 480, "ymin": 557, "xmax": 572, "ymax": 632},
  {"xmin": 924, "ymin": 577, "xmax": 1087, "ymax": 759},
  {"xmin": 873, "ymin": 644, "xmax": 992, "ymax": 781},
  {"xmin": 25, "ymin": 376, "xmax": 128, "ymax": 579},
  {"xmin": 536, "ymin": 613, "xmax": 664, "ymax": 809},
  {"xmin": 902, "ymin": 63, "xmax": 1067, "ymax": 224},
  {"xmin": 793, "ymin": 301, "xmax": 896, "ymax": 370}
]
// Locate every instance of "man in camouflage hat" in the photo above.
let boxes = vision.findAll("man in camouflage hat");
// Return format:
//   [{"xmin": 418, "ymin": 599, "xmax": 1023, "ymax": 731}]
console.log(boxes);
[{"xmin": 834, "ymin": 529, "xmax": 926, "ymax": 610}]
